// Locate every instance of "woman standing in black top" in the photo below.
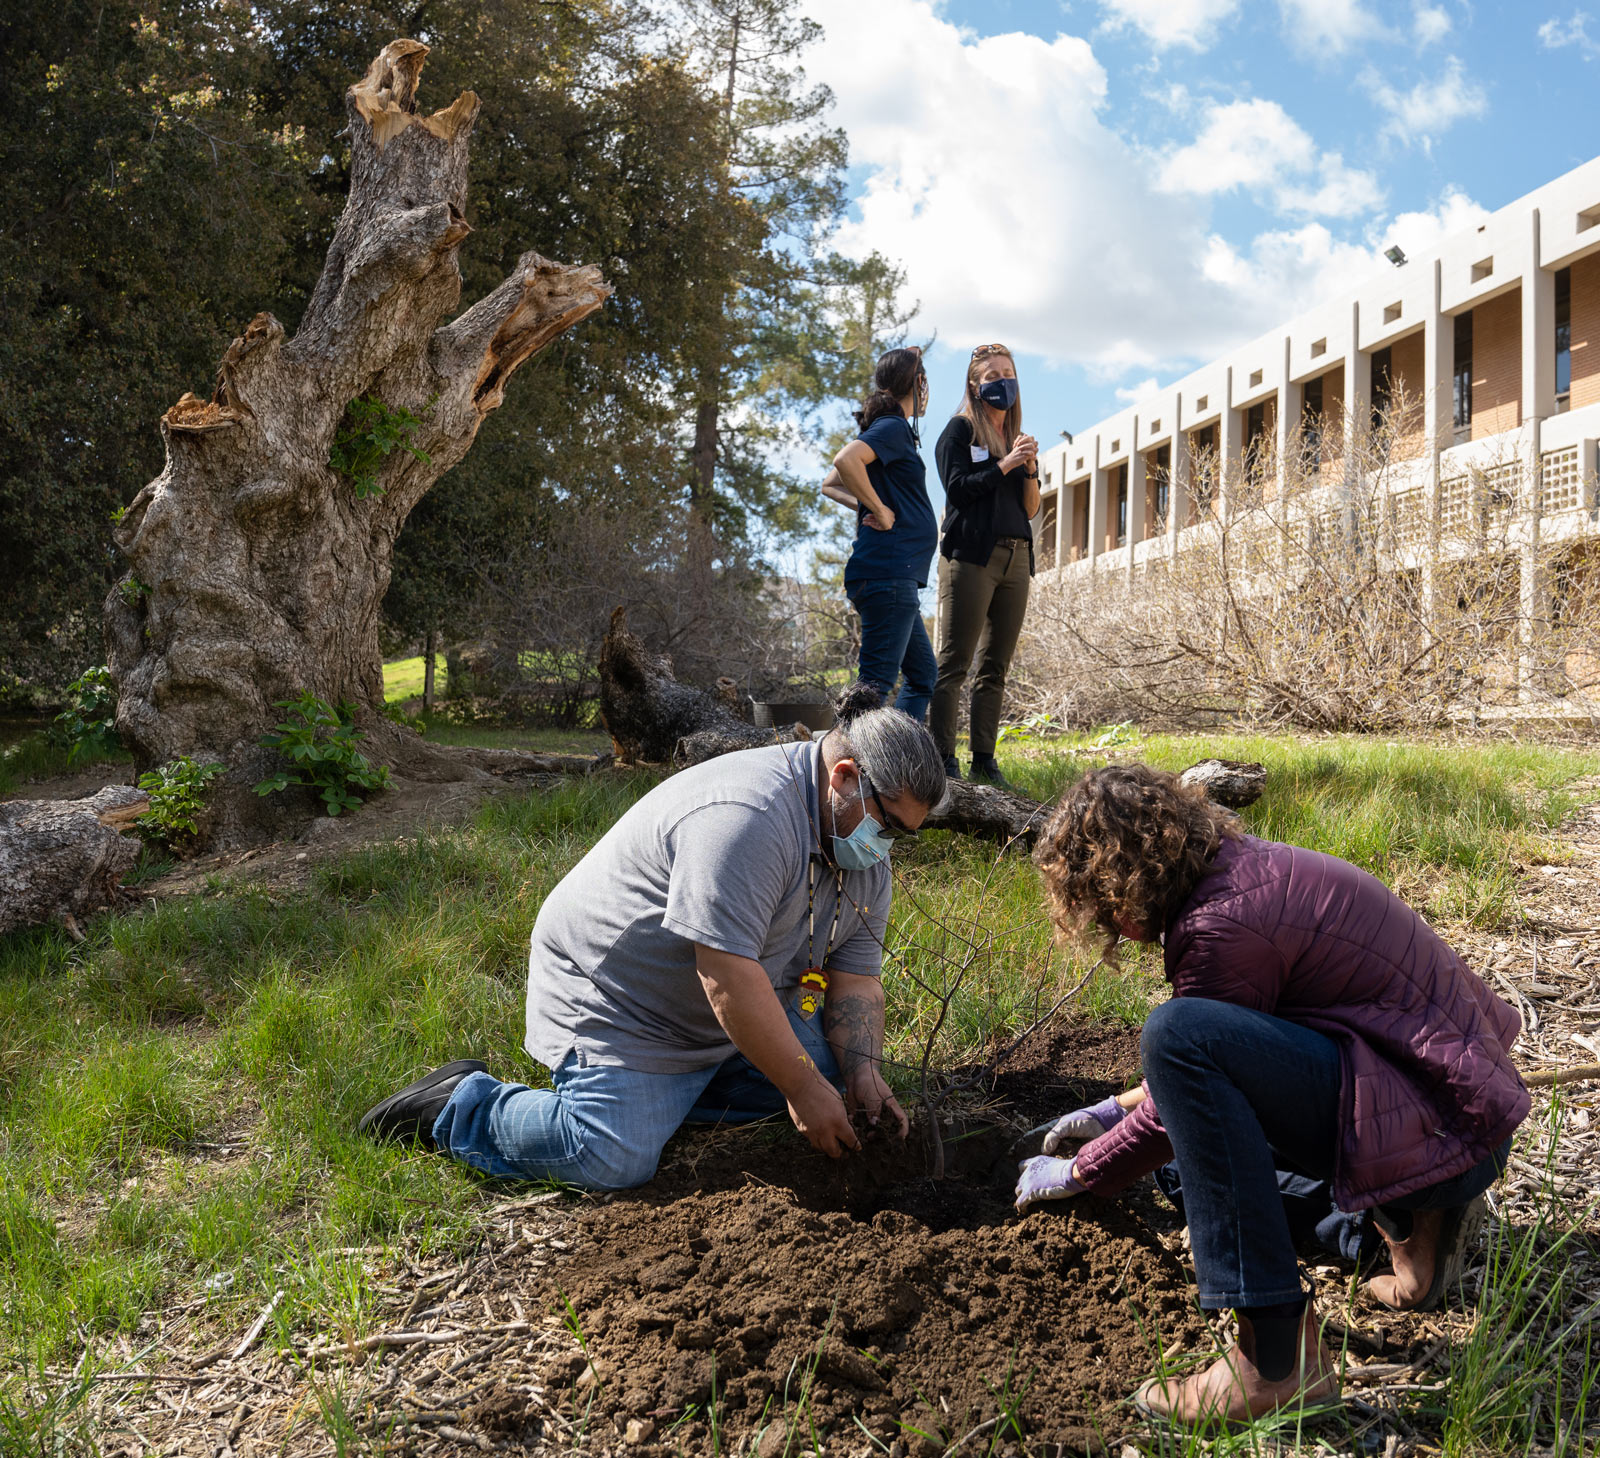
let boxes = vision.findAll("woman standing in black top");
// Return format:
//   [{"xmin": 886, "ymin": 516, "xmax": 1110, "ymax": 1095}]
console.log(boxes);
[{"xmin": 930, "ymin": 343, "xmax": 1040, "ymax": 786}]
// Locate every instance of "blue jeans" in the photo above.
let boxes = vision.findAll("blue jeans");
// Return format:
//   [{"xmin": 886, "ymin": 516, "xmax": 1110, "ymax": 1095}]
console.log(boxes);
[
  {"xmin": 1143, "ymin": 998, "xmax": 1509, "ymax": 1309},
  {"xmin": 432, "ymin": 1004, "xmax": 839, "ymax": 1190},
  {"xmin": 847, "ymin": 577, "xmax": 935, "ymax": 724}
]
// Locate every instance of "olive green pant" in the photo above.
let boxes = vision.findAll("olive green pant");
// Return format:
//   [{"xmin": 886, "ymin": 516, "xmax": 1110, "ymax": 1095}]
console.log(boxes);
[{"xmin": 930, "ymin": 540, "xmax": 1031, "ymax": 760}]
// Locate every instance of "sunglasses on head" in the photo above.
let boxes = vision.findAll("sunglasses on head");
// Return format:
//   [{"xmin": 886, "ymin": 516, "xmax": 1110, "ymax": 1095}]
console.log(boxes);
[{"xmin": 970, "ymin": 343, "xmax": 1012, "ymax": 360}]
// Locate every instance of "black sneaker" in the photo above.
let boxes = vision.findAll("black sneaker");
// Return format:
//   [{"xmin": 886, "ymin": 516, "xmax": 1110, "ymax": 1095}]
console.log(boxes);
[
  {"xmin": 942, "ymin": 753, "xmax": 962, "ymax": 780},
  {"xmin": 968, "ymin": 757, "xmax": 1015, "ymax": 791},
  {"xmin": 359, "ymin": 1059, "xmax": 488, "ymax": 1148}
]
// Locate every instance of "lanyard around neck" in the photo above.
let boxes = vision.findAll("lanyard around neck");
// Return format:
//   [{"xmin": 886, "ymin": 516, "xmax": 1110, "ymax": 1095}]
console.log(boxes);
[{"xmin": 807, "ymin": 857, "xmax": 843, "ymax": 973}]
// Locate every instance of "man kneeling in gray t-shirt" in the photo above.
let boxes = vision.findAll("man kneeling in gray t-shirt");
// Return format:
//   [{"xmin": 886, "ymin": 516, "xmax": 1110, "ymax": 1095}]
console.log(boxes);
[{"xmin": 358, "ymin": 689, "xmax": 946, "ymax": 1190}]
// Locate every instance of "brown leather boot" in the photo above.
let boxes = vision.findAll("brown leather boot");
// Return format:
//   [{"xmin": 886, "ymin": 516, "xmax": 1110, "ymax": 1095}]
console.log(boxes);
[
  {"xmin": 1134, "ymin": 1305, "xmax": 1341, "ymax": 1427},
  {"xmin": 1366, "ymin": 1196, "xmax": 1485, "ymax": 1312}
]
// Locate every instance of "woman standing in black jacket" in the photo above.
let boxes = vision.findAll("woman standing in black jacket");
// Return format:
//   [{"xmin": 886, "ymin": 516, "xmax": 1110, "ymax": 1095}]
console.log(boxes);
[{"xmin": 930, "ymin": 343, "xmax": 1039, "ymax": 786}]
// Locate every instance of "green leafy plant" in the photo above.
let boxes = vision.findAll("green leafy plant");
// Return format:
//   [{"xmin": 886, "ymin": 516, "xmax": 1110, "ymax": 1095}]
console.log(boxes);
[
  {"xmin": 53, "ymin": 665, "xmax": 120, "ymax": 763},
  {"xmin": 328, "ymin": 394, "xmax": 432, "ymax": 499},
  {"xmin": 996, "ymin": 711, "xmax": 1062, "ymax": 746},
  {"xmin": 117, "ymin": 575, "xmax": 151, "ymax": 607},
  {"xmin": 136, "ymin": 756, "xmax": 225, "ymax": 850},
  {"xmin": 254, "ymin": 693, "xmax": 390, "ymax": 816}
]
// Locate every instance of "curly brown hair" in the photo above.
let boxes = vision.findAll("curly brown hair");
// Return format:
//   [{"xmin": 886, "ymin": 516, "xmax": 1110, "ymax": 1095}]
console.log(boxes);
[{"xmin": 1033, "ymin": 764, "xmax": 1240, "ymax": 957}]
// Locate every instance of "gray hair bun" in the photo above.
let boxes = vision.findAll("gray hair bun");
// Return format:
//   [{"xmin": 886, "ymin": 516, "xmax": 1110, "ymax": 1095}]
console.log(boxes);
[{"xmin": 832, "ymin": 681, "xmax": 946, "ymax": 808}]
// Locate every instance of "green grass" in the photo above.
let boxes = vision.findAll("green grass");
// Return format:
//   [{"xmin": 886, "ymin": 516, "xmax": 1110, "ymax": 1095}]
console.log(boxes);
[
  {"xmin": 0, "ymin": 727, "xmax": 1595, "ymax": 1449},
  {"xmin": 412, "ymin": 714, "xmax": 609, "ymax": 757},
  {"xmin": 0, "ymin": 729, "xmax": 130, "ymax": 795},
  {"xmin": 381, "ymin": 654, "xmax": 446, "ymax": 703}
]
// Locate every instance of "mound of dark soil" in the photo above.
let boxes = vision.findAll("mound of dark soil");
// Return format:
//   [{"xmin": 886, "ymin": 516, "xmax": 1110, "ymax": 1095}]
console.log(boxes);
[
  {"xmin": 541, "ymin": 1022, "xmax": 1205, "ymax": 1455},
  {"xmin": 556, "ymin": 1186, "xmax": 1200, "ymax": 1455}
]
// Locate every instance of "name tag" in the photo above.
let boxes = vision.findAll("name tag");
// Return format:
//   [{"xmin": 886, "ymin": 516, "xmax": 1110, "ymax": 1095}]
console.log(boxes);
[{"xmin": 970, "ymin": 445, "xmax": 990, "ymax": 462}]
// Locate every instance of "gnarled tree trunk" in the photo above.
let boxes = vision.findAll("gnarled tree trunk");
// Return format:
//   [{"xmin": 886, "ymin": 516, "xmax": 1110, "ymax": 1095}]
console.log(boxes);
[{"xmin": 105, "ymin": 41, "xmax": 609, "ymax": 801}]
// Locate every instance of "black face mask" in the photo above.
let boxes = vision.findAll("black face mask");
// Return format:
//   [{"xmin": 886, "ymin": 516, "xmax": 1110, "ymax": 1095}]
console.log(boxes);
[{"xmin": 977, "ymin": 377, "xmax": 1019, "ymax": 411}]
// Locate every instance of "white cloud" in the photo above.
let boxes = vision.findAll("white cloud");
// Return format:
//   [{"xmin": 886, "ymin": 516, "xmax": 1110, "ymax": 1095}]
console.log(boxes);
[
  {"xmin": 1157, "ymin": 99, "xmax": 1383, "ymax": 217},
  {"xmin": 1361, "ymin": 56, "xmax": 1488, "ymax": 148},
  {"xmin": 1277, "ymin": 0, "xmax": 1390, "ymax": 55},
  {"xmin": 1115, "ymin": 376, "xmax": 1162, "ymax": 404},
  {"xmin": 800, "ymin": 0, "xmax": 1480, "ymax": 378},
  {"xmin": 1413, "ymin": 4, "xmax": 1452, "ymax": 45},
  {"xmin": 1200, "ymin": 188, "xmax": 1489, "ymax": 304},
  {"xmin": 1539, "ymin": 11, "xmax": 1600, "ymax": 56},
  {"xmin": 1098, "ymin": 0, "xmax": 1239, "ymax": 51}
]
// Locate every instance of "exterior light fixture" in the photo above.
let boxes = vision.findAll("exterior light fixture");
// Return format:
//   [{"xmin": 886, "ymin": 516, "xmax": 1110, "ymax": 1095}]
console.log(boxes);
[
  {"xmin": 1385, "ymin": 246, "xmax": 1408, "ymax": 266},
  {"xmin": 1060, "ymin": 428, "xmax": 1074, "ymax": 443}
]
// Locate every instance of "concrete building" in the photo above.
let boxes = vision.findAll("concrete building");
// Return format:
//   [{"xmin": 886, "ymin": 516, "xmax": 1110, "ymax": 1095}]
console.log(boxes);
[{"xmin": 1033, "ymin": 156, "xmax": 1600, "ymax": 673}]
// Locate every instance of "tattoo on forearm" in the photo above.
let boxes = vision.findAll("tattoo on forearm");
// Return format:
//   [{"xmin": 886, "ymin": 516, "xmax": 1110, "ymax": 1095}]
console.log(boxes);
[{"xmin": 824, "ymin": 992, "xmax": 881, "ymax": 1078}]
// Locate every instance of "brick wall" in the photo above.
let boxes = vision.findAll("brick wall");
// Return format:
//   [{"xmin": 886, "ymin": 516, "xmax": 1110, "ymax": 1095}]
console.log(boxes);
[
  {"xmin": 1068, "ymin": 481, "xmax": 1089, "ymax": 559},
  {"xmin": 1470, "ymin": 288, "xmax": 1522, "ymax": 440},
  {"xmin": 1386, "ymin": 329, "xmax": 1428, "ymax": 452},
  {"xmin": 1569, "ymin": 254, "xmax": 1600, "ymax": 410},
  {"xmin": 1320, "ymin": 367, "xmax": 1346, "ymax": 482}
]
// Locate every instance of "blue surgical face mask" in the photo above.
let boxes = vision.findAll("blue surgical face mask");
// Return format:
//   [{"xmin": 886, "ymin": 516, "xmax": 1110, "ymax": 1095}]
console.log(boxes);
[
  {"xmin": 831, "ymin": 781, "xmax": 893, "ymax": 870},
  {"xmin": 977, "ymin": 376, "xmax": 1018, "ymax": 411}
]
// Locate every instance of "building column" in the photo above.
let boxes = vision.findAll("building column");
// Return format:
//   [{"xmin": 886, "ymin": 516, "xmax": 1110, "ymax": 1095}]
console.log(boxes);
[
  {"xmin": 1088, "ymin": 461, "xmax": 1107, "ymax": 574},
  {"xmin": 1341, "ymin": 303, "xmax": 1368, "ymax": 528},
  {"xmin": 1520, "ymin": 207, "xmax": 1554, "ymax": 694},
  {"xmin": 1127, "ymin": 449, "xmax": 1147, "ymax": 577},
  {"xmin": 1053, "ymin": 452, "xmax": 1069, "ymax": 573},
  {"xmin": 1422, "ymin": 259, "xmax": 1447, "ymax": 619},
  {"xmin": 1217, "ymin": 367, "xmax": 1237, "ymax": 521},
  {"xmin": 1169, "ymin": 412, "xmax": 1187, "ymax": 549},
  {"xmin": 1275, "ymin": 336, "xmax": 1297, "ymax": 570}
]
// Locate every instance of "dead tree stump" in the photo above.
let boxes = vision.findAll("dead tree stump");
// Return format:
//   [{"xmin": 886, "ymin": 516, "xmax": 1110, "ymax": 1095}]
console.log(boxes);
[
  {"xmin": 0, "ymin": 787, "xmax": 149, "ymax": 937},
  {"xmin": 104, "ymin": 40, "xmax": 609, "ymax": 809},
  {"xmin": 600, "ymin": 608, "xmax": 805, "ymax": 764}
]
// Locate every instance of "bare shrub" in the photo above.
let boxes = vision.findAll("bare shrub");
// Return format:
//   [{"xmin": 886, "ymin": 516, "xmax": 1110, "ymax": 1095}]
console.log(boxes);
[
  {"xmin": 465, "ymin": 501, "xmax": 858, "ymax": 724},
  {"xmin": 1012, "ymin": 389, "xmax": 1600, "ymax": 733}
]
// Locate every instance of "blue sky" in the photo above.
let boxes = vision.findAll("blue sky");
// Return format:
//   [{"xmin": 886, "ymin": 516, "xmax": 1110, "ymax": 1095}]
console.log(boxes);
[{"xmin": 796, "ymin": 0, "xmax": 1600, "ymax": 527}]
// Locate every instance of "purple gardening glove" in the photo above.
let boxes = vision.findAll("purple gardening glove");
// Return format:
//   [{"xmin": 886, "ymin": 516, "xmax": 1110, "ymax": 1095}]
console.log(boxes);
[
  {"xmin": 1015, "ymin": 1155, "xmax": 1086, "ymax": 1212},
  {"xmin": 1042, "ymin": 1095, "xmax": 1128, "ymax": 1154}
]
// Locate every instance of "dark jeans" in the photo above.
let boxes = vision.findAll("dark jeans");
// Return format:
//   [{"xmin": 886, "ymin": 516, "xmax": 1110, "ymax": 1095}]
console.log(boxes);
[
  {"xmin": 847, "ymin": 577, "xmax": 935, "ymax": 724},
  {"xmin": 930, "ymin": 541, "xmax": 1030, "ymax": 759},
  {"xmin": 1143, "ymin": 997, "xmax": 1509, "ymax": 1309}
]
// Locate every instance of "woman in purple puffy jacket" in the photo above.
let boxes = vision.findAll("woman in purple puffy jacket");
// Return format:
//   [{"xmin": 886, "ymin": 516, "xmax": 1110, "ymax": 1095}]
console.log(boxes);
[{"xmin": 1017, "ymin": 764, "xmax": 1529, "ymax": 1427}]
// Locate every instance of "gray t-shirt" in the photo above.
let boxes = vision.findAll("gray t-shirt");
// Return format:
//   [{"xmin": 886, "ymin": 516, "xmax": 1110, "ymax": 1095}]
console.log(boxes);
[{"xmin": 524, "ymin": 740, "xmax": 891, "ymax": 1074}]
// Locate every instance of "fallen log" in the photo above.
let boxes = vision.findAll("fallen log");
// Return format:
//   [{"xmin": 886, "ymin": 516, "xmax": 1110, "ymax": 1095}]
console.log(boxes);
[
  {"xmin": 1174, "ymin": 757, "xmax": 1269, "ymax": 809},
  {"xmin": 920, "ymin": 779, "xmax": 1050, "ymax": 844},
  {"xmin": 926, "ymin": 759, "xmax": 1265, "ymax": 848},
  {"xmin": 1, "ymin": 786, "xmax": 150, "ymax": 938}
]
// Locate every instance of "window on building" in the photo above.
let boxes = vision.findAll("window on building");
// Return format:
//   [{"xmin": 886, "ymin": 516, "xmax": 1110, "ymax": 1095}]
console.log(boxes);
[
  {"xmin": 1113, "ymin": 464, "xmax": 1128, "ymax": 547},
  {"xmin": 1153, "ymin": 444, "xmax": 1171, "ymax": 529},
  {"xmin": 1556, "ymin": 266, "xmax": 1572, "ymax": 411},
  {"xmin": 1371, "ymin": 346, "xmax": 1393, "ymax": 431},
  {"xmin": 1076, "ymin": 483, "xmax": 1089, "ymax": 558},
  {"xmin": 1245, "ymin": 402, "xmax": 1266, "ymax": 448},
  {"xmin": 1302, "ymin": 375, "xmax": 1324, "ymax": 469},
  {"xmin": 1190, "ymin": 423, "xmax": 1219, "ymax": 516},
  {"xmin": 1453, "ymin": 311, "xmax": 1473, "ymax": 430}
]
